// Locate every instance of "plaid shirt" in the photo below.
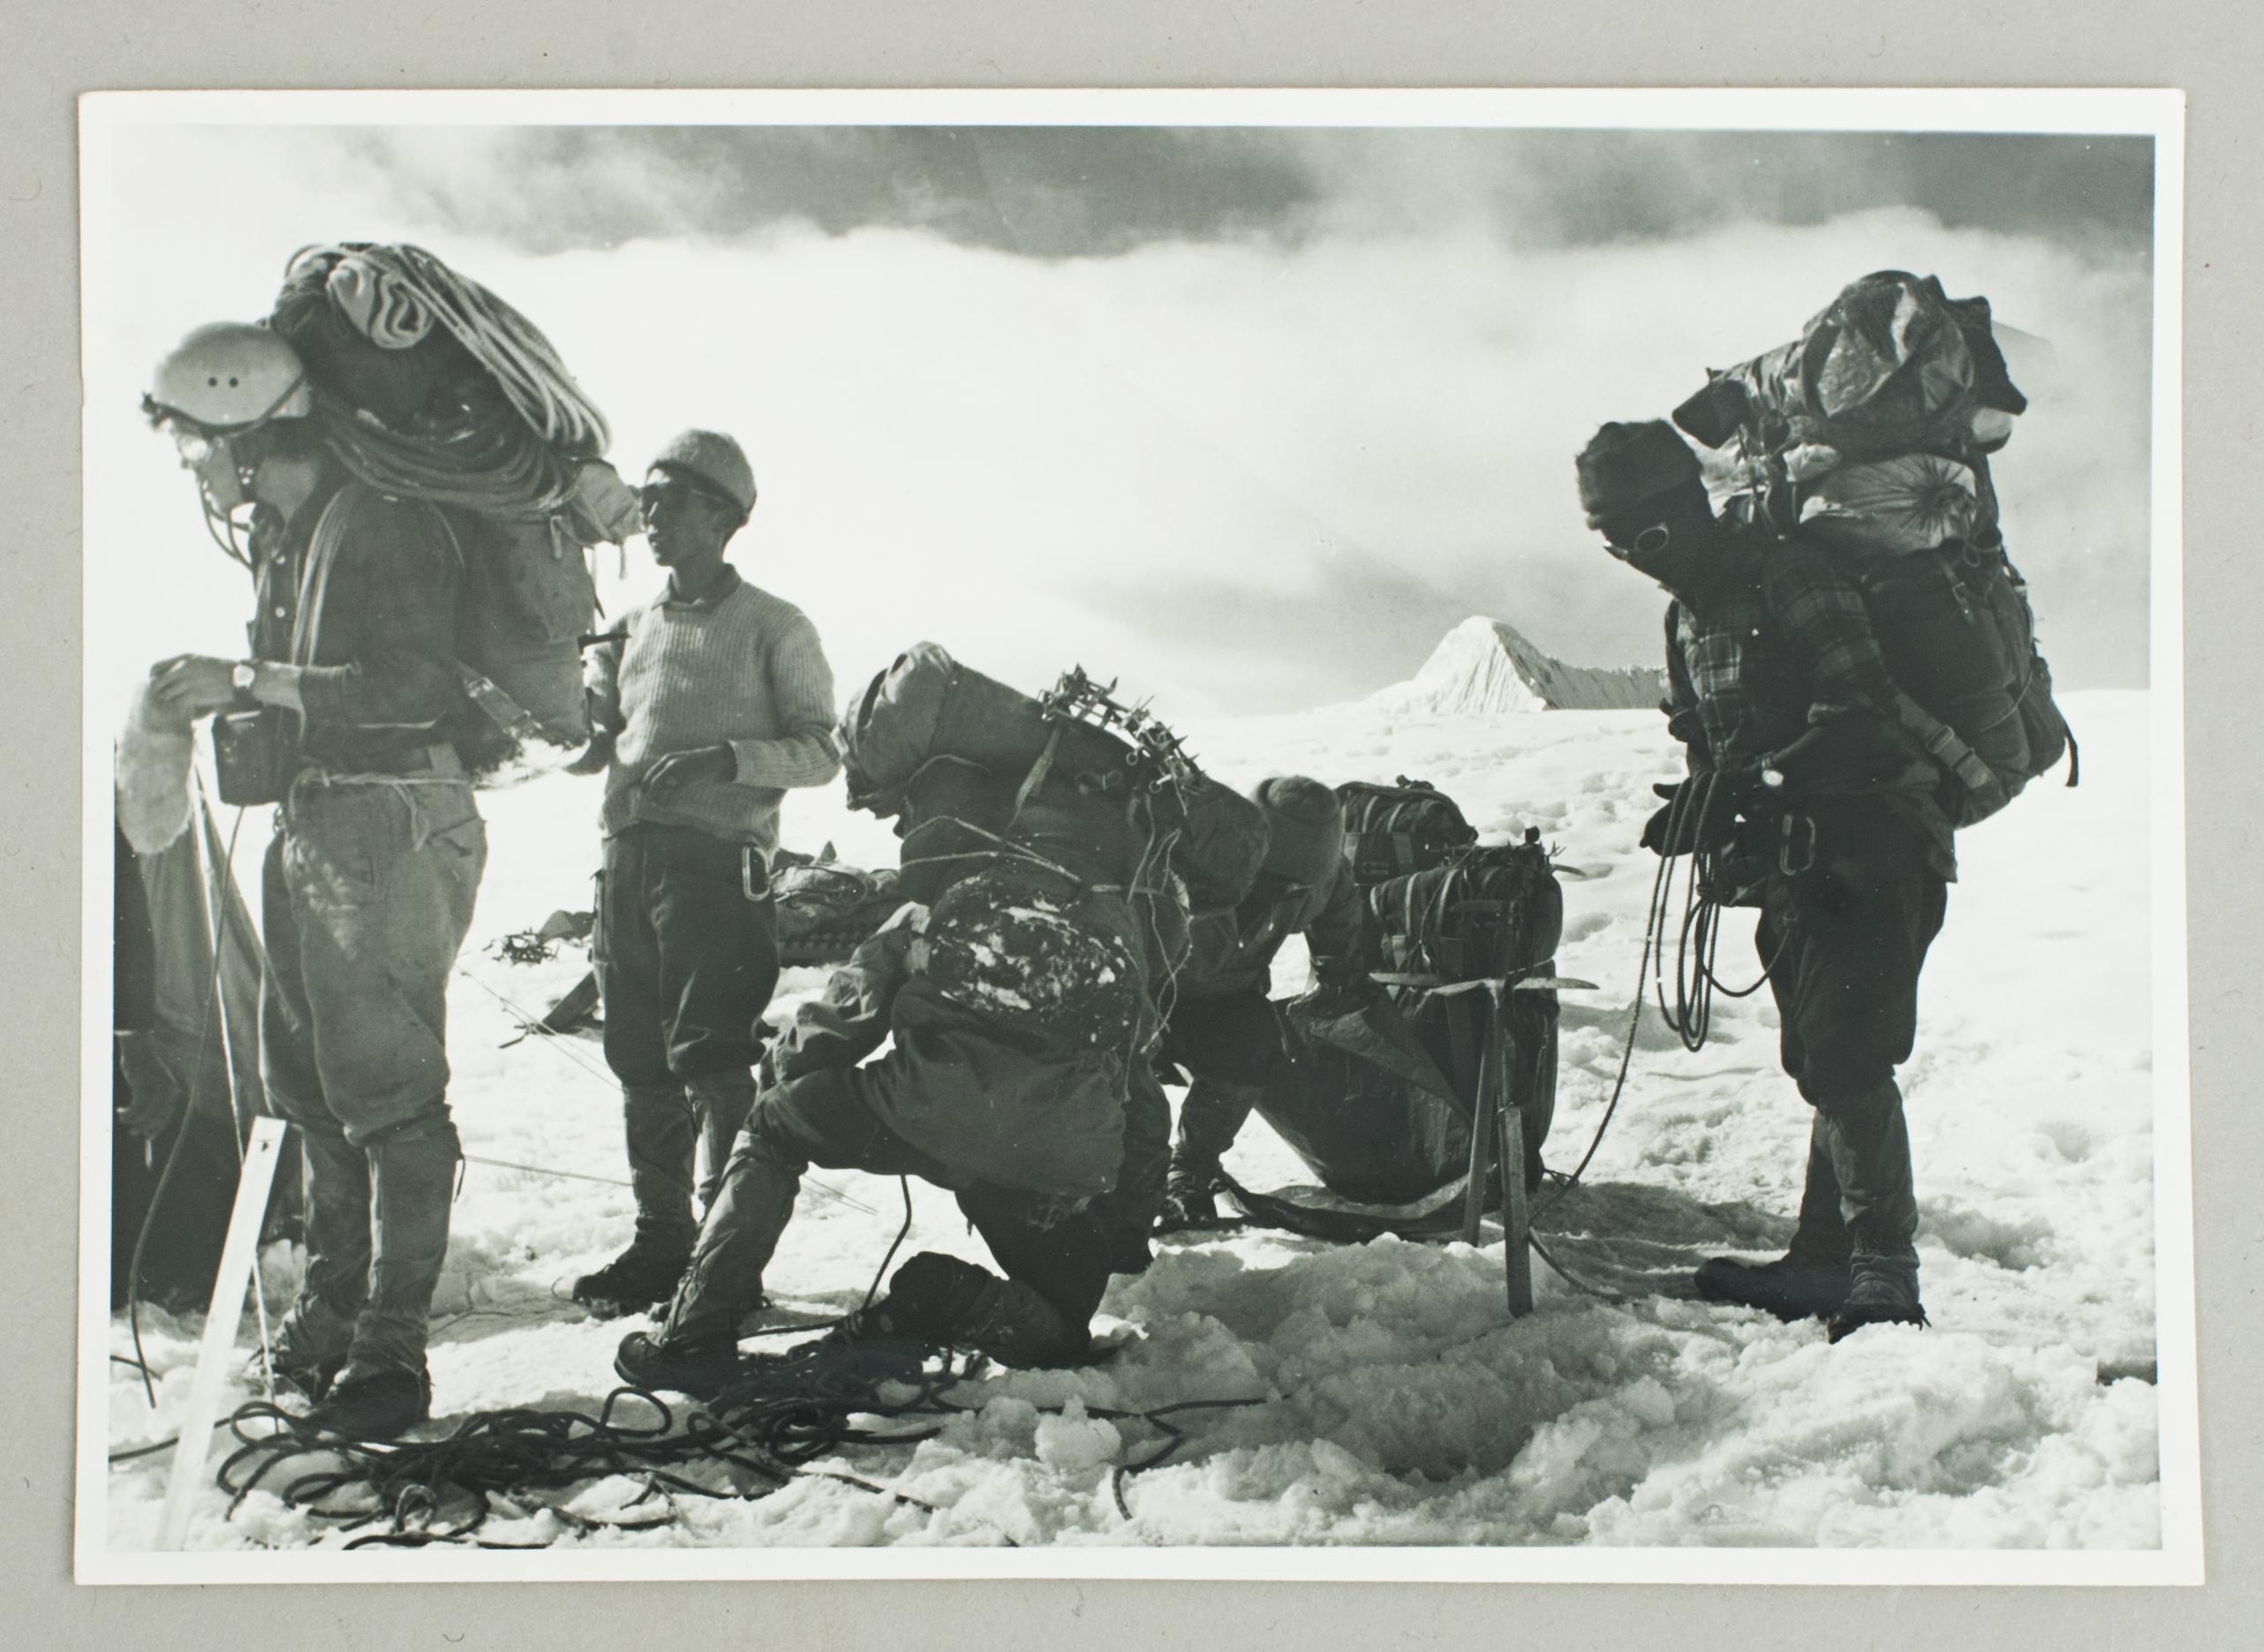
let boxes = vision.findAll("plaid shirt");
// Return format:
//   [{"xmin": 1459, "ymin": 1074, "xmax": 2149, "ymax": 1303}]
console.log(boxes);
[{"xmin": 1664, "ymin": 535, "xmax": 1957, "ymax": 879}]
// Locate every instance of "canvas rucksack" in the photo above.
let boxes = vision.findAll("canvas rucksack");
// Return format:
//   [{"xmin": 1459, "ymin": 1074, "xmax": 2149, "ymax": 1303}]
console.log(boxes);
[
  {"xmin": 446, "ymin": 459, "xmax": 638, "ymax": 763},
  {"xmin": 1366, "ymin": 833, "xmax": 1563, "ymax": 987},
  {"xmin": 1672, "ymin": 269, "xmax": 2075, "ymax": 827},
  {"xmin": 1825, "ymin": 536, "xmax": 2074, "ymax": 827},
  {"xmin": 1334, "ymin": 777, "xmax": 1480, "ymax": 886},
  {"xmin": 840, "ymin": 643, "xmax": 1270, "ymax": 910}
]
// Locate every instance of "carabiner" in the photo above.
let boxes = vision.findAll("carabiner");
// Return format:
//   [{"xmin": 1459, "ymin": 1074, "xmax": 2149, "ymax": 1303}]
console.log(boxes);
[{"xmin": 1777, "ymin": 811, "xmax": 1816, "ymax": 878}]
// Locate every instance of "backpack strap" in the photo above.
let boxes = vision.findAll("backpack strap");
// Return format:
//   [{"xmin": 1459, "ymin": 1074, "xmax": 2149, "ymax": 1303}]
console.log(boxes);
[
  {"xmin": 1891, "ymin": 687, "xmax": 2009, "ymax": 819},
  {"xmin": 1007, "ymin": 722, "xmax": 1064, "ymax": 828}
]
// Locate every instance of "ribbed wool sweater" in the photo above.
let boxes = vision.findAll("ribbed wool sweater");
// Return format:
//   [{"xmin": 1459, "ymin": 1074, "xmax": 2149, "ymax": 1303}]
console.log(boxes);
[{"xmin": 587, "ymin": 567, "xmax": 841, "ymax": 850}]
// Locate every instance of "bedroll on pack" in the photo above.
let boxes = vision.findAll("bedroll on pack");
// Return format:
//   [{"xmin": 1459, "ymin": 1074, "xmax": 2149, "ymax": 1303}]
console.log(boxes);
[
  {"xmin": 1334, "ymin": 777, "xmax": 1481, "ymax": 886},
  {"xmin": 1673, "ymin": 270, "xmax": 2026, "ymax": 492},
  {"xmin": 841, "ymin": 643, "xmax": 1268, "ymax": 909}
]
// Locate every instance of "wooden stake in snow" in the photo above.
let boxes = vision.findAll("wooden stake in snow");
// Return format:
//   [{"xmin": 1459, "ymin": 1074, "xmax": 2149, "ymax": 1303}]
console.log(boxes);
[
  {"xmin": 1500, "ymin": 1105, "xmax": 1534, "ymax": 1317},
  {"xmin": 1448, "ymin": 977, "xmax": 1536, "ymax": 1316},
  {"xmin": 156, "ymin": 1114, "xmax": 287, "ymax": 1552}
]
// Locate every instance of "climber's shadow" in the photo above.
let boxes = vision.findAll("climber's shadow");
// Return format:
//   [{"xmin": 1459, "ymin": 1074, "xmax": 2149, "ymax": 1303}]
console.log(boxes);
[{"xmin": 1528, "ymin": 1178, "xmax": 1794, "ymax": 1301}]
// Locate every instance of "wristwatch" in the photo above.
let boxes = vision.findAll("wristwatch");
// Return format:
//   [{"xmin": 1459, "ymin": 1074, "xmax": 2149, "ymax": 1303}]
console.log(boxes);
[{"xmin": 230, "ymin": 660, "xmax": 259, "ymax": 707}]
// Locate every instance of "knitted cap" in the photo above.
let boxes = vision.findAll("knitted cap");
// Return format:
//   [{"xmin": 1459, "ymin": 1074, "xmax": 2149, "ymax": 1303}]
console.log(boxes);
[
  {"xmin": 1251, "ymin": 775, "xmax": 1345, "ymax": 885},
  {"xmin": 649, "ymin": 428, "xmax": 756, "ymax": 515},
  {"xmin": 1574, "ymin": 420, "xmax": 1702, "ymax": 528}
]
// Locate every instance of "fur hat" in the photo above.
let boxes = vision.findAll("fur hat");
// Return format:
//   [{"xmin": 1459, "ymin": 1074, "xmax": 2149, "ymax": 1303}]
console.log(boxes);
[
  {"xmin": 649, "ymin": 428, "xmax": 757, "ymax": 516},
  {"xmin": 1574, "ymin": 419, "xmax": 1702, "ymax": 529},
  {"xmin": 1251, "ymin": 775, "xmax": 1345, "ymax": 885}
]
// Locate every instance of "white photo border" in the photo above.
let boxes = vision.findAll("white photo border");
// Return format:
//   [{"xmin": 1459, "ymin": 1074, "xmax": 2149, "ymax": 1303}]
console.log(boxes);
[{"xmin": 74, "ymin": 83, "xmax": 2193, "ymax": 1588}]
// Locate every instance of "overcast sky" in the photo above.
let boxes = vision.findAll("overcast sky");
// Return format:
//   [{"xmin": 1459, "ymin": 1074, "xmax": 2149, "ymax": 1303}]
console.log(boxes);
[{"xmin": 88, "ymin": 118, "xmax": 2156, "ymax": 727}]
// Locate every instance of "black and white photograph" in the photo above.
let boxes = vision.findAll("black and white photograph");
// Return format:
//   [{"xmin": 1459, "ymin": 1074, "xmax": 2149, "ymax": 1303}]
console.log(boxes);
[{"xmin": 74, "ymin": 88, "xmax": 2190, "ymax": 1580}]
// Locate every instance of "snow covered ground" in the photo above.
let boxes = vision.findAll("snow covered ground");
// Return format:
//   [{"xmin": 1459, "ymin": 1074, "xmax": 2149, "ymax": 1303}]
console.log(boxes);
[{"xmin": 99, "ymin": 689, "xmax": 2165, "ymax": 1555}]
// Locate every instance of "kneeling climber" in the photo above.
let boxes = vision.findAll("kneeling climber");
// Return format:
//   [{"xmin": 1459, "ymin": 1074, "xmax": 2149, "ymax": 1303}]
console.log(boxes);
[{"xmin": 616, "ymin": 854, "xmax": 1150, "ymax": 1395}]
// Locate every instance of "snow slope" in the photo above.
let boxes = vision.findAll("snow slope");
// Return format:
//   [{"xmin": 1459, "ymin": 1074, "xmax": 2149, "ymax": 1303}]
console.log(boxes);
[
  {"xmin": 1368, "ymin": 615, "xmax": 1665, "ymax": 713},
  {"xmin": 100, "ymin": 690, "xmax": 2162, "ymax": 1554}
]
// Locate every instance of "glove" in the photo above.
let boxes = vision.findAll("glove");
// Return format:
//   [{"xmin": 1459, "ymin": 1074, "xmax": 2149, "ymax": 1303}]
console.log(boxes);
[
  {"xmin": 1301, "ymin": 974, "xmax": 1382, "ymax": 1020},
  {"xmin": 1639, "ymin": 775, "xmax": 1747, "ymax": 857}
]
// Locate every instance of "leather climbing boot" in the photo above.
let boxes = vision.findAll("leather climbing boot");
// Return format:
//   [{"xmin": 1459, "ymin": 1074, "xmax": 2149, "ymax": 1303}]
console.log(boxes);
[
  {"xmin": 572, "ymin": 1231, "xmax": 694, "ymax": 1320},
  {"xmin": 1158, "ymin": 1077, "xmax": 1264, "ymax": 1232},
  {"xmin": 843, "ymin": 1251, "xmax": 1090, "ymax": 1368},
  {"xmin": 1818, "ymin": 1079, "xmax": 1926, "ymax": 1344},
  {"xmin": 614, "ymin": 1329, "xmax": 739, "ymax": 1399},
  {"xmin": 1157, "ymin": 1157, "xmax": 1222, "ymax": 1231},
  {"xmin": 338, "ymin": 1114, "xmax": 459, "ymax": 1387},
  {"xmin": 306, "ymin": 1364, "xmax": 432, "ymax": 1440},
  {"xmin": 1694, "ymin": 1112, "xmax": 1853, "ymax": 1321},
  {"xmin": 272, "ymin": 1120, "xmax": 374, "ymax": 1389}
]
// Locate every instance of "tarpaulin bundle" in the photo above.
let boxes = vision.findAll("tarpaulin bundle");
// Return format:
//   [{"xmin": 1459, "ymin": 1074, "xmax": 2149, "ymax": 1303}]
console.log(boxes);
[
  {"xmin": 1672, "ymin": 269, "xmax": 2027, "ymax": 550},
  {"xmin": 280, "ymin": 243, "xmax": 609, "ymax": 456},
  {"xmin": 271, "ymin": 243, "xmax": 622, "ymax": 522}
]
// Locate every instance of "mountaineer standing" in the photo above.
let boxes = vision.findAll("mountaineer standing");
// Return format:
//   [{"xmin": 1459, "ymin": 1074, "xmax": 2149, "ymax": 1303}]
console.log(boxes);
[
  {"xmin": 141, "ymin": 321, "xmax": 498, "ymax": 1436},
  {"xmin": 1577, "ymin": 419, "xmax": 1958, "ymax": 1342},
  {"xmin": 1575, "ymin": 275, "xmax": 2069, "ymax": 1344},
  {"xmin": 570, "ymin": 430, "xmax": 842, "ymax": 1318}
]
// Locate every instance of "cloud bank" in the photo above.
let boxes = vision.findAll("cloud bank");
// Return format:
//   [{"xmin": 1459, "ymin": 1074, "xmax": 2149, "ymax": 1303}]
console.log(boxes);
[{"xmin": 89, "ymin": 121, "xmax": 2155, "ymax": 731}]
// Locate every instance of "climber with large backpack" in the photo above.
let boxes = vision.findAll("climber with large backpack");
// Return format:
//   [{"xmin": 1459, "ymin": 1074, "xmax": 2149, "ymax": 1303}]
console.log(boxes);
[
  {"xmin": 1576, "ymin": 338, "xmax": 2073, "ymax": 1342},
  {"xmin": 1586, "ymin": 274, "xmax": 2071, "ymax": 1346},
  {"xmin": 139, "ymin": 245, "xmax": 630, "ymax": 1436},
  {"xmin": 1580, "ymin": 416, "xmax": 1954, "ymax": 1343}
]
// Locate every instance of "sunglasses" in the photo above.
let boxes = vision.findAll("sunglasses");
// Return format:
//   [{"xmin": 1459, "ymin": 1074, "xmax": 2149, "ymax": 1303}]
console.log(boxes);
[
  {"xmin": 144, "ymin": 398, "xmax": 296, "ymax": 468},
  {"xmin": 638, "ymin": 476, "xmax": 738, "ymax": 515}
]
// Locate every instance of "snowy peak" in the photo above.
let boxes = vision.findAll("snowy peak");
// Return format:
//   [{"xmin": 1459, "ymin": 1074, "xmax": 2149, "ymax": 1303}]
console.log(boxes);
[{"xmin": 1372, "ymin": 616, "xmax": 1665, "ymax": 714}]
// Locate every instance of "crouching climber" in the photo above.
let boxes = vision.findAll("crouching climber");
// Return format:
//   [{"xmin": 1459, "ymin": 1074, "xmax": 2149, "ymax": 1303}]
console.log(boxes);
[
  {"xmin": 615, "ymin": 856, "xmax": 1149, "ymax": 1396},
  {"xmin": 1158, "ymin": 775, "xmax": 1373, "ymax": 1229}
]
